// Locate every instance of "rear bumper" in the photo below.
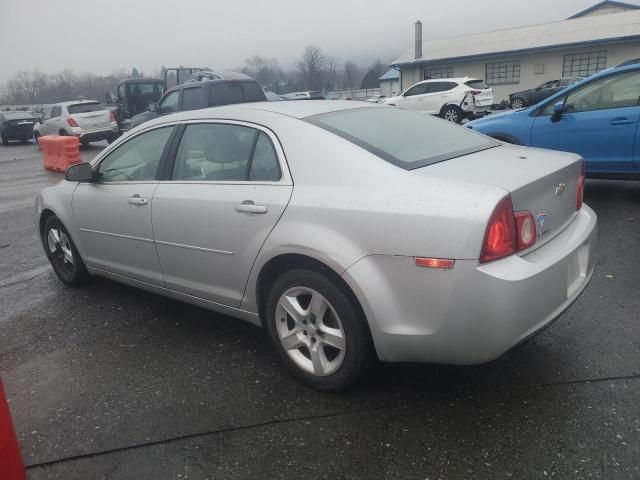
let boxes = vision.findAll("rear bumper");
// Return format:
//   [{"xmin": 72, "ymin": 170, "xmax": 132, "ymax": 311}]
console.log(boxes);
[
  {"xmin": 342, "ymin": 204, "xmax": 597, "ymax": 364},
  {"xmin": 2, "ymin": 126, "xmax": 34, "ymax": 139},
  {"xmin": 72, "ymin": 127, "xmax": 118, "ymax": 142}
]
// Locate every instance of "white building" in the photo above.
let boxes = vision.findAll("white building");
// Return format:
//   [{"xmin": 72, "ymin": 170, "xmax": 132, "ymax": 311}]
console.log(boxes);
[
  {"xmin": 379, "ymin": 69, "xmax": 400, "ymax": 97},
  {"xmin": 390, "ymin": 1, "xmax": 640, "ymax": 103}
]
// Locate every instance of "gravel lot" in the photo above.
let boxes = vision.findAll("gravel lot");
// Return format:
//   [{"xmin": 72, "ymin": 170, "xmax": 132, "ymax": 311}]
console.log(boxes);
[{"xmin": 1, "ymin": 141, "xmax": 639, "ymax": 479}]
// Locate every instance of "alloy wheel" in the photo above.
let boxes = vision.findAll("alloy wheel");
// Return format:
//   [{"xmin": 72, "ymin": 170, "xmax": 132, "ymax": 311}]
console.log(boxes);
[
  {"xmin": 512, "ymin": 98, "xmax": 524, "ymax": 109},
  {"xmin": 47, "ymin": 226, "xmax": 74, "ymax": 275},
  {"xmin": 275, "ymin": 286, "xmax": 346, "ymax": 376},
  {"xmin": 444, "ymin": 108, "xmax": 459, "ymax": 122}
]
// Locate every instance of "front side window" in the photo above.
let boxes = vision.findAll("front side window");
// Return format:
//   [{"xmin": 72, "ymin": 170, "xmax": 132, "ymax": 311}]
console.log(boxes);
[
  {"xmin": 562, "ymin": 51, "xmax": 607, "ymax": 78},
  {"xmin": 485, "ymin": 60, "xmax": 521, "ymax": 86},
  {"xmin": 404, "ymin": 83, "xmax": 428, "ymax": 97},
  {"xmin": 42, "ymin": 107, "xmax": 52, "ymax": 121},
  {"xmin": 51, "ymin": 106, "xmax": 62, "ymax": 118},
  {"xmin": 159, "ymin": 90, "xmax": 180, "ymax": 114},
  {"xmin": 181, "ymin": 87, "xmax": 202, "ymax": 110},
  {"xmin": 172, "ymin": 124, "xmax": 281, "ymax": 182},
  {"xmin": 97, "ymin": 127, "xmax": 173, "ymax": 182},
  {"xmin": 564, "ymin": 71, "xmax": 640, "ymax": 113},
  {"xmin": 306, "ymin": 107, "xmax": 496, "ymax": 170}
]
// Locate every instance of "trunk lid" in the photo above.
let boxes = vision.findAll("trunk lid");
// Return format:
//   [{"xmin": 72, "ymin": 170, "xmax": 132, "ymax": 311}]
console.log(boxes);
[
  {"xmin": 72, "ymin": 111, "xmax": 111, "ymax": 130},
  {"xmin": 417, "ymin": 144, "xmax": 582, "ymax": 250}
]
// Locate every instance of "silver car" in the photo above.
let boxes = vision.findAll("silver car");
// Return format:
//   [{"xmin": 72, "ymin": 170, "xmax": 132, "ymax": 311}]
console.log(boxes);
[
  {"xmin": 36, "ymin": 101, "xmax": 597, "ymax": 390},
  {"xmin": 34, "ymin": 100, "xmax": 119, "ymax": 145}
]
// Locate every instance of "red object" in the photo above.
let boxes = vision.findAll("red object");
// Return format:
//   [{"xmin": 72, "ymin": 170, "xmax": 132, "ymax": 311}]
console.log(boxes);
[
  {"xmin": 469, "ymin": 90, "xmax": 482, "ymax": 95},
  {"xmin": 514, "ymin": 211, "xmax": 537, "ymax": 250},
  {"xmin": 39, "ymin": 135, "xmax": 81, "ymax": 172},
  {"xmin": 414, "ymin": 257, "xmax": 455, "ymax": 269},
  {"xmin": 109, "ymin": 111, "xmax": 117, "ymax": 123},
  {"xmin": 0, "ymin": 380, "xmax": 26, "ymax": 480},
  {"xmin": 66, "ymin": 117, "xmax": 79, "ymax": 128},
  {"xmin": 480, "ymin": 195, "xmax": 539, "ymax": 263},
  {"xmin": 480, "ymin": 195, "xmax": 517, "ymax": 263},
  {"xmin": 576, "ymin": 160, "xmax": 586, "ymax": 210}
]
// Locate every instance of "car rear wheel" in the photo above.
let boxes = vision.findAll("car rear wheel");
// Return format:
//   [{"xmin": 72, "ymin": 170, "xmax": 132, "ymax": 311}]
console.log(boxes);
[
  {"xmin": 42, "ymin": 215, "xmax": 90, "ymax": 287},
  {"xmin": 265, "ymin": 269, "xmax": 374, "ymax": 391},
  {"xmin": 510, "ymin": 97, "xmax": 525, "ymax": 110},
  {"xmin": 440, "ymin": 105, "xmax": 463, "ymax": 124}
]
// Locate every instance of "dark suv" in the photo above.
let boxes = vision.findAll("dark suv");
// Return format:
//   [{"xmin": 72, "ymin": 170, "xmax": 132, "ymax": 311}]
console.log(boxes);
[{"xmin": 131, "ymin": 71, "xmax": 266, "ymax": 128}]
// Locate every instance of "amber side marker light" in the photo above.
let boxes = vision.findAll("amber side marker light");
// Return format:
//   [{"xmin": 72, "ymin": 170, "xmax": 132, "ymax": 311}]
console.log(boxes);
[{"xmin": 414, "ymin": 257, "xmax": 455, "ymax": 269}]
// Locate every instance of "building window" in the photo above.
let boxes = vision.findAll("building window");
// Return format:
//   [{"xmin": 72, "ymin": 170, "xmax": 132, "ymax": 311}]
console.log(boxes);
[
  {"xmin": 562, "ymin": 51, "xmax": 607, "ymax": 77},
  {"xmin": 485, "ymin": 60, "xmax": 521, "ymax": 86},
  {"xmin": 424, "ymin": 67, "xmax": 453, "ymax": 79}
]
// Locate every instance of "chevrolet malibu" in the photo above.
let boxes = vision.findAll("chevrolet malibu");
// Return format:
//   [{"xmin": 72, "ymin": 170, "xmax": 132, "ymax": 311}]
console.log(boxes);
[{"xmin": 36, "ymin": 101, "xmax": 597, "ymax": 390}]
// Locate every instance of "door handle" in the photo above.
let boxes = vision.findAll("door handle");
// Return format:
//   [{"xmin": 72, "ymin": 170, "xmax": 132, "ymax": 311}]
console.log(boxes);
[
  {"xmin": 610, "ymin": 118, "xmax": 634, "ymax": 125},
  {"xmin": 128, "ymin": 195, "xmax": 148, "ymax": 206},
  {"xmin": 234, "ymin": 201, "xmax": 267, "ymax": 214}
]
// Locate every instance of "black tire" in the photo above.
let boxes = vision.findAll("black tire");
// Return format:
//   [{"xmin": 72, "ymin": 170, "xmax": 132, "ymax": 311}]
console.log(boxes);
[
  {"xmin": 42, "ymin": 215, "xmax": 90, "ymax": 287},
  {"xmin": 440, "ymin": 105, "xmax": 463, "ymax": 124},
  {"xmin": 33, "ymin": 132, "xmax": 41, "ymax": 149},
  {"xmin": 264, "ymin": 269, "xmax": 374, "ymax": 391},
  {"xmin": 510, "ymin": 97, "xmax": 526, "ymax": 110},
  {"xmin": 59, "ymin": 130, "xmax": 68, "ymax": 136},
  {"xmin": 1, "ymin": 134, "xmax": 9, "ymax": 146}
]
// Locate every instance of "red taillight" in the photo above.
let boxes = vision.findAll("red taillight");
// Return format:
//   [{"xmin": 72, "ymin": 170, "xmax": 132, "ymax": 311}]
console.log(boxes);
[
  {"xmin": 480, "ymin": 196, "xmax": 516, "ymax": 263},
  {"xmin": 514, "ymin": 211, "xmax": 536, "ymax": 250},
  {"xmin": 480, "ymin": 195, "xmax": 537, "ymax": 263},
  {"xmin": 470, "ymin": 89, "xmax": 482, "ymax": 95},
  {"xmin": 576, "ymin": 160, "xmax": 585, "ymax": 210},
  {"xmin": 110, "ymin": 112, "xmax": 116, "ymax": 123},
  {"xmin": 66, "ymin": 118, "xmax": 79, "ymax": 128}
]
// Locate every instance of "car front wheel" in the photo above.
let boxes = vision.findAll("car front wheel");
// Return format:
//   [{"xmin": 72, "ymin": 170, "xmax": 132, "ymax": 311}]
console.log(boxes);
[
  {"xmin": 265, "ymin": 269, "xmax": 374, "ymax": 391},
  {"xmin": 42, "ymin": 215, "xmax": 90, "ymax": 286}
]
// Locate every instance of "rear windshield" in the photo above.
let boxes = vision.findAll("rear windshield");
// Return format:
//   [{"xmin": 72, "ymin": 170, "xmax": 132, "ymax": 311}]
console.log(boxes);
[
  {"xmin": 309, "ymin": 91, "xmax": 326, "ymax": 99},
  {"xmin": 306, "ymin": 107, "xmax": 497, "ymax": 170},
  {"xmin": 465, "ymin": 80, "xmax": 489, "ymax": 90},
  {"xmin": 67, "ymin": 102, "xmax": 106, "ymax": 114},
  {"xmin": 3, "ymin": 112, "xmax": 33, "ymax": 120}
]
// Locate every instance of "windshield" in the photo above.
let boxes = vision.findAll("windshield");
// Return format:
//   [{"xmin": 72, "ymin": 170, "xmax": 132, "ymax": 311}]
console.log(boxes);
[
  {"xmin": 67, "ymin": 102, "xmax": 106, "ymax": 114},
  {"xmin": 306, "ymin": 107, "xmax": 497, "ymax": 170},
  {"xmin": 3, "ymin": 112, "xmax": 33, "ymax": 120}
]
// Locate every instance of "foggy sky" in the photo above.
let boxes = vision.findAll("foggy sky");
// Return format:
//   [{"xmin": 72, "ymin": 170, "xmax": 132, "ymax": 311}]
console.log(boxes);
[{"xmin": 0, "ymin": 0, "xmax": 632, "ymax": 82}]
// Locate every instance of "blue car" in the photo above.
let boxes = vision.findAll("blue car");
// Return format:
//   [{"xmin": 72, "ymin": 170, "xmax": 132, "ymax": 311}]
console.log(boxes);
[{"xmin": 466, "ymin": 63, "xmax": 640, "ymax": 179}]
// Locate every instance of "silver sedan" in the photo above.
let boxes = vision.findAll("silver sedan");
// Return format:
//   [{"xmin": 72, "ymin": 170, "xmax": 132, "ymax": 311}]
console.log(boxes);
[{"xmin": 36, "ymin": 101, "xmax": 597, "ymax": 390}]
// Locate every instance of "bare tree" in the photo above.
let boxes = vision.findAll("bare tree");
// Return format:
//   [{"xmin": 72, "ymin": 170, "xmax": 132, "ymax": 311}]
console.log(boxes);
[
  {"xmin": 241, "ymin": 56, "xmax": 284, "ymax": 92},
  {"xmin": 298, "ymin": 45, "xmax": 327, "ymax": 91},
  {"xmin": 360, "ymin": 59, "xmax": 387, "ymax": 89},
  {"xmin": 343, "ymin": 60, "xmax": 360, "ymax": 90}
]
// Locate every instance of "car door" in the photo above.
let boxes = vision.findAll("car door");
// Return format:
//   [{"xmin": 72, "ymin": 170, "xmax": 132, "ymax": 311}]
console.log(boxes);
[
  {"xmin": 151, "ymin": 121, "xmax": 293, "ymax": 307},
  {"xmin": 38, "ymin": 107, "xmax": 52, "ymax": 135},
  {"xmin": 531, "ymin": 70, "xmax": 640, "ymax": 173},
  {"xmin": 72, "ymin": 125, "xmax": 176, "ymax": 285},
  {"xmin": 424, "ymin": 81, "xmax": 457, "ymax": 114},
  {"xmin": 158, "ymin": 89, "xmax": 181, "ymax": 116},
  {"xmin": 50, "ymin": 106, "xmax": 63, "ymax": 134},
  {"xmin": 180, "ymin": 85, "xmax": 203, "ymax": 111},
  {"xmin": 397, "ymin": 83, "xmax": 429, "ymax": 111}
]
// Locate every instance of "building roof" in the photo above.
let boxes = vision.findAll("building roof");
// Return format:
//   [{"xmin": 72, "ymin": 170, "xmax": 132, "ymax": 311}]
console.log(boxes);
[
  {"xmin": 391, "ymin": 8, "xmax": 640, "ymax": 67},
  {"xmin": 568, "ymin": 1, "xmax": 639, "ymax": 19},
  {"xmin": 379, "ymin": 69, "xmax": 400, "ymax": 81}
]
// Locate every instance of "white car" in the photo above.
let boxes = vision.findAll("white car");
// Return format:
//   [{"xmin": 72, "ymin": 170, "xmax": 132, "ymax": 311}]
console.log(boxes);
[
  {"xmin": 34, "ymin": 100, "xmax": 119, "ymax": 145},
  {"xmin": 384, "ymin": 77, "xmax": 494, "ymax": 123}
]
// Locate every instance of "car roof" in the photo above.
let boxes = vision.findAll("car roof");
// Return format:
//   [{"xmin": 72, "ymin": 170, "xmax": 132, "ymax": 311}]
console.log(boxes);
[
  {"xmin": 418, "ymin": 77, "xmax": 479, "ymax": 84},
  {"xmin": 54, "ymin": 100, "xmax": 103, "ymax": 107},
  {"xmin": 164, "ymin": 78, "xmax": 259, "ymax": 95},
  {"xmin": 142, "ymin": 100, "xmax": 377, "ymax": 127}
]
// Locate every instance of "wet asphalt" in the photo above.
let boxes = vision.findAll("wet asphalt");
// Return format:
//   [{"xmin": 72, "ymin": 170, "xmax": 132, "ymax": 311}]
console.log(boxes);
[{"xmin": 0, "ymin": 141, "xmax": 639, "ymax": 480}]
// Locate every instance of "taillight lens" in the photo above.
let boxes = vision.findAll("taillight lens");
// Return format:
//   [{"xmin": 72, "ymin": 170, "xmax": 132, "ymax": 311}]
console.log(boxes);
[
  {"xmin": 110, "ymin": 112, "xmax": 117, "ymax": 123},
  {"xmin": 514, "ymin": 211, "xmax": 536, "ymax": 250},
  {"xmin": 480, "ymin": 196, "xmax": 516, "ymax": 263},
  {"xmin": 576, "ymin": 160, "xmax": 585, "ymax": 210},
  {"xmin": 66, "ymin": 118, "xmax": 79, "ymax": 127},
  {"xmin": 480, "ymin": 195, "xmax": 537, "ymax": 263},
  {"xmin": 470, "ymin": 89, "xmax": 481, "ymax": 95}
]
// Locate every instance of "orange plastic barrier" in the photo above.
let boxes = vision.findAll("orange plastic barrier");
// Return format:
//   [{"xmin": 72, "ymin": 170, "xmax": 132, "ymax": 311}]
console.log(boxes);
[
  {"xmin": 39, "ymin": 135, "xmax": 81, "ymax": 172},
  {"xmin": 0, "ymin": 380, "xmax": 26, "ymax": 480}
]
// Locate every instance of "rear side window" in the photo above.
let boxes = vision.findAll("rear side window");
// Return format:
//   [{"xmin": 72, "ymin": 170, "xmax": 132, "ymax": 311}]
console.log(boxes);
[
  {"xmin": 209, "ymin": 84, "xmax": 244, "ymax": 106},
  {"xmin": 242, "ymin": 83, "xmax": 267, "ymax": 102},
  {"xmin": 465, "ymin": 80, "xmax": 489, "ymax": 90},
  {"xmin": 172, "ymin": 124, "xmax": 281, "ymax": 182},
  {"xmin": 181, "ymin": 87, "xmax": 202, "ymax": 110},
  {"xmin": 68, "ymin": 103, "xmax": 106, "ymax": 114},
  {"xmin": 51, "ymin": 106, "xmax": 62, "ymax": 117},
  {"xmin": 306, "ymin": 107, "xmax": 496, "ymax": 170}
]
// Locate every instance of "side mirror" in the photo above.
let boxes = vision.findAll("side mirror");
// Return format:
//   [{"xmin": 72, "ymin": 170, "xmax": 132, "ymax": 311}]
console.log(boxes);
[
  {"xmin": 148, "ymin": 103, "xmax": 158, "ymax": 112},
  {"xmin": 551, "ymin": 101, "xmax": 565, "ymax": 122},
  {"xmin": 65, "ymin": 163, "xmax": 94, "ymax": 182}
]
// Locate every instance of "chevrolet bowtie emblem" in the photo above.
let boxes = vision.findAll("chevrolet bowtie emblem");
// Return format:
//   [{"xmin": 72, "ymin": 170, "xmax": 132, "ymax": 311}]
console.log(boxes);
[{"xmin": 555, "ymin": 182, "xmax": 566, "ymax": 196}]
